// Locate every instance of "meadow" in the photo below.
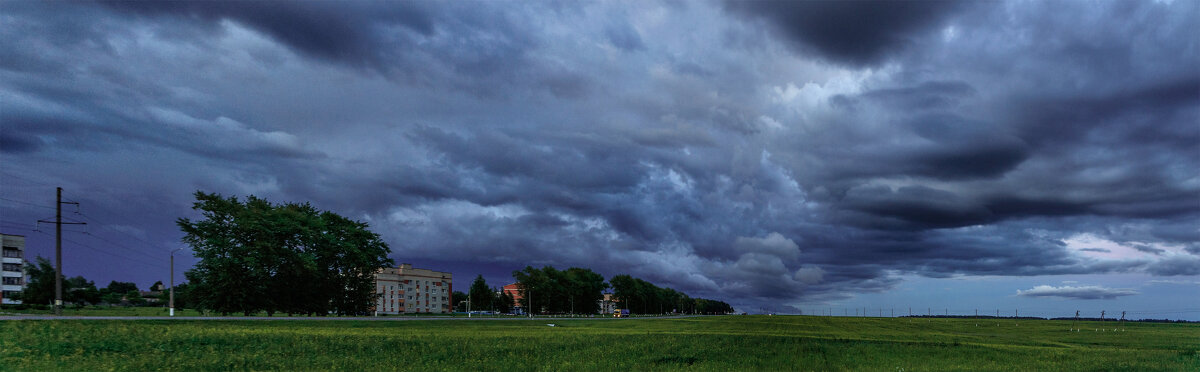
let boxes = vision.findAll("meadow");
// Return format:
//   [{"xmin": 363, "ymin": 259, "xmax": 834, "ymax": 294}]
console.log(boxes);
[{"xmin": 2, "ymin": 315, "xmax": 1197, "ymax": 371}]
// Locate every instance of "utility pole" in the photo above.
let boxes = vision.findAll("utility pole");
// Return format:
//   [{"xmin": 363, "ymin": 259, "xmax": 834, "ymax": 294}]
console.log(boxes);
[
  {"xmin": 170, "ymin": 248, "xmax": 182, "ymax": 316},
  {"xmin": 38, "ymin": 187, "xmax": 84, "ymax": 316}
]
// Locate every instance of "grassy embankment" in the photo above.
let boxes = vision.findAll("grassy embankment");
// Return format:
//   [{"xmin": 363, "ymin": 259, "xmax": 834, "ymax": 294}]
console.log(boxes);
[{"xmin": 2, "ymin": 316, "xmax": 1197, "ymax": 371}]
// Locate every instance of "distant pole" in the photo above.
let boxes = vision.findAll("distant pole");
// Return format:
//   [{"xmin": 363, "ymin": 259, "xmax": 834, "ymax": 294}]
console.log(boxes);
[
  {"xmin": 55, "ymin": 188, "xmax": 62, "ymax": 315},
  {"xmin": 996, "ymin": 309, "xmax": 999, "ymax": 317},
  {"xmin": 169, "ymin": 248, "xmax": 182, "ymax": 316}
]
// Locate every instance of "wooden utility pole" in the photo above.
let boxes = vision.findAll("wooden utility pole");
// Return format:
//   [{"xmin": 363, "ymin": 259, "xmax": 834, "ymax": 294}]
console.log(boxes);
[{"xmin": 38, "ymin": 187, "xmax": 84, "ymax": 316}]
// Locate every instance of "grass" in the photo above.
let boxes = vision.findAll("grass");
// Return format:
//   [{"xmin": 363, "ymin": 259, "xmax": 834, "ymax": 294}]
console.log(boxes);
[{"xmin": 2, "ymin": 316, "xmax": 1197, "ymax": 371}]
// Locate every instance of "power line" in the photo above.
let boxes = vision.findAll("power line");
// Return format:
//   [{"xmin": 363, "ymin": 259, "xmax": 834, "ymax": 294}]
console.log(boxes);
[
  {"xmin": 0, "ymin": 196, "xmax": 58, "ymax": 211},
  {"xmin": 0, "ymin": 171, "xmax": 54, "ymax": 187},
  {"xmin": 26, "ymin": 228, "xmax": 169, "ymax": 270},
  {"xmin": 80, "ymin": 231, "xmax": 165, "ymax": 264},
  {"xmin": 70, "ymin": 211, "xmax": 162, "ymax": 250}
]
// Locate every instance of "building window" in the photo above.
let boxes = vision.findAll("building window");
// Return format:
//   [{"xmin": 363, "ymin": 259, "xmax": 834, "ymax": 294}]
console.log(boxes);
[
  {"xmin": 1, "ymin": 290, "xmax": 19, "ymax": 299},
  {"xmin": 1, "ymin": 248, "xmax": 19, "ymax": 258},
  {"xmin": 2, "ymin": 277, "xmax": 21, "ymax": 285},
  {"xmin": 1, "ymin": 263, "xmax": 20, "ymax": 272}
]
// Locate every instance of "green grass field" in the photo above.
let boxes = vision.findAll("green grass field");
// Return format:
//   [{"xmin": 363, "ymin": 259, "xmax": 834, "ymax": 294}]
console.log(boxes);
[{"xmin": 2, "ymin": 316, "xmax": 1197, "ymax": 371}]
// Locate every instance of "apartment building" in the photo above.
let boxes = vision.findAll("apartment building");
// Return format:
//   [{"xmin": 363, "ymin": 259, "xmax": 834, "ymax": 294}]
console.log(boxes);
[
  {"xmin": 374, "ymin": 263, "xmax": 453, "ymax": 315},
  {"xmin": 1, "ymin": 234, "xmax": 26, "ymax": 304}
]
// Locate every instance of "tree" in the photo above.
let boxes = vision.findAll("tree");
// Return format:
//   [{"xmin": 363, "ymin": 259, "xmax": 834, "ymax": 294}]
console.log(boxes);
[
  {"xmin": 66, "ymin": 276, "xmax": 101, "ymax": 305},
  {"xmin": 452, "ymin": 291, "xmax": 468, "ymax": 312},
  {"xmin": 491, "ymin": 287, "xmax": 514, "ymax": 314},
  {"xmin": 102, "ymin": 292, "xmax": 124, "ymax": 305},
  {"xmin": 105, "ymin": 281, "xmax": 139, "ymax": 294},
  {"xmin": 512, "ymin": 266, "xmax": 608, "ymax": 314},
  {"xmin": 125, "ymin": 290, "xmax": 147, "ymax": 306},
  {"xmin": 468, "ymin": 275, "xmax": 491, "ymax": 312},
  {"xmin": 563, "ymin": 268, "xmax": 607, "ymax": 314},
  {"xmin": 161, "ymin": 282, "xmax": 194, "ymax": 309},
  {"xmin": 21, "ymin": 257, "xmax": 58, "ymax": 305},
  {"xmin": 178, "ymin": 191, "xmax": 393, "ymax": 316}
]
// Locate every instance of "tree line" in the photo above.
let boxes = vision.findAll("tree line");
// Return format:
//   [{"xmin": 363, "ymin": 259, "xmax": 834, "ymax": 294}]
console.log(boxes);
[
  {"xmin": 609, "ymin": 274, "xmax": 733, "ymax": 315},
  {"xmin": 10, "ymin": 257, "xmax": 162, "ymax": 308},
  {"xmin": 457, "ymin": 265, "xmax": 734, "ymax": 315}
]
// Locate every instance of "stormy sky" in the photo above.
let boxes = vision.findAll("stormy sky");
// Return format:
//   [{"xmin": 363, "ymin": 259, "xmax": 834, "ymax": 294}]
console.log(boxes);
[{"xmin": 1, "ymin": 0, "xmax": 1197, "ymax": 318}]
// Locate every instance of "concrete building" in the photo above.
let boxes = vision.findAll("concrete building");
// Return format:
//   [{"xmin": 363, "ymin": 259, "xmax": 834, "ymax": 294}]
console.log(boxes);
[
  {"xmin": 1, "ymin": 234, "xmax": 26, "ymax": 304},
  {"xmin": 374, "ymin": 263, "xmax": 452, "ymax": 315},
  {"xmin": 599, "ymin": 293, "xmax": 616, "ymax": 314}
]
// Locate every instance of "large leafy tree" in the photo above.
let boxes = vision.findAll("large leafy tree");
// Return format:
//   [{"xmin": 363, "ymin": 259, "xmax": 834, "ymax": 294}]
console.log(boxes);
[{"xmin": 178, "ymin": 191, "xmax": 392, "ymax": 316}]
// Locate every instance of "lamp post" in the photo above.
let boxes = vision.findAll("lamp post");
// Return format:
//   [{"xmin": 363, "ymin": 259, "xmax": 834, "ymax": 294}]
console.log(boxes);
[{"xmin": 169, "ymin": 248, "xmax": 182, "ymax": 317}]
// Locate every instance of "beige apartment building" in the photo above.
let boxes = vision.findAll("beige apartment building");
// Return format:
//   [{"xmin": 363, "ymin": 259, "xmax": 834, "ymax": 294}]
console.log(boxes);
[
  {"xmin": 374, "ymin": 263, "xmax": 453, "ymax": 315},
  {"xmin": 1, "ymin": 234, "xmax": 26, "ymax": 305}
]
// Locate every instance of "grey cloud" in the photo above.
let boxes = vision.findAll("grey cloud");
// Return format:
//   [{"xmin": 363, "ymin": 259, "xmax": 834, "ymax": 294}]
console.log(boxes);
[
  {"xmin": 1146, "ymin": 255, "xmax": 1200, "ymax": 276},
  {"xmin": 604, "ymin": 20, "xmax": 645, "ymax": 52},
  {"xmin": 725, "ymin": 0, "xmax": 967, "ymax": 66},
  {"xmin": 734, "ymin": 232, "xmax": 800, "ymax": 261},
  {"xmin": 1016, "ymin": 285, "xmax": 1139, "ymax": 300},
  {"xmin": 98, "ymin": 0, "xmax": 434, "ymax": 69},
  {"xmin": 0, "ymin": 132, "xmax": 43, "ymax": 154},
  {"xmin": 1131, "ymin": 244, "xmax": 1165, "ymax": 255}
]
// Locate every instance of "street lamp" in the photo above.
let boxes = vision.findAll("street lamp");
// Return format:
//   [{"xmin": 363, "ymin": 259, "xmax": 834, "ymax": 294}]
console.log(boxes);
[{"xmin": 169, "ymin": 248, "xmax": 182, "ymax": 317}]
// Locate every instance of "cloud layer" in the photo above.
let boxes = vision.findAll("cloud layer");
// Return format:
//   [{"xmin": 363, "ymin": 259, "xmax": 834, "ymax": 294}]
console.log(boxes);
[
  {"xmin": 1, "ymin": 1, "xmax": 1197, "ymax": 312},
  {"xmin": 1017, "ymin": 285, "xmax": 1139, "ymax": 300}
]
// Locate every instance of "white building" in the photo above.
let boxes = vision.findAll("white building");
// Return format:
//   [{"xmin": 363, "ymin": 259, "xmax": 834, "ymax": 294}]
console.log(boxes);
[
  {"xmin": 374, "ymin": 263, "xmax": 453, "ymax": 315},
  {"xmin": 1, "ymin": 234, "xmax": 26, "ymax": 304}
]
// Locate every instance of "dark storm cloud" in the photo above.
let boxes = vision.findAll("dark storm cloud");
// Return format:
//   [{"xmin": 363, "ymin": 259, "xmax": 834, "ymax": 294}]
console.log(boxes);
[
  {"xmin": 0, "ymin": 132, "xmax": 43, "ymax": 154},
  {"xmin": 2, "ymin": 0, "xmax": 1197, "ymax": 314},
  {"xmin": 99, "ymin": 0, "xmax": 434, "ymax": 69},
  {"xmin": 1016, "ymin": 285, "xmax": 1139, "ymax": 300},
  {"xmin": 725, "ymin": 0, "xmax": 966, "ymax": 66}
]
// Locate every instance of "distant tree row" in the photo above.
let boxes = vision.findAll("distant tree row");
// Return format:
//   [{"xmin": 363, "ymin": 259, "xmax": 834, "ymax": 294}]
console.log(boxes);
[
  {"xmin": 449, "ymin": 275, "xmax": 515, "ymax": 314},
  {"xmin": 503, "ymin": 265, "xmax": 733, "ymax": 315},
  {"xmin": 512, "ymin": 266, "xmax": 609, "ymax": 314},
  {"xmin": 14, "ymin": 257, "xmax": 158, "ymax": 307},
  {"xmin": 609, "ymin": 274, "xmax": 733, "ymax": 315},
  {"xmin": 178, "ymin": 191, "xmax": 392, "ymax": 316}
]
